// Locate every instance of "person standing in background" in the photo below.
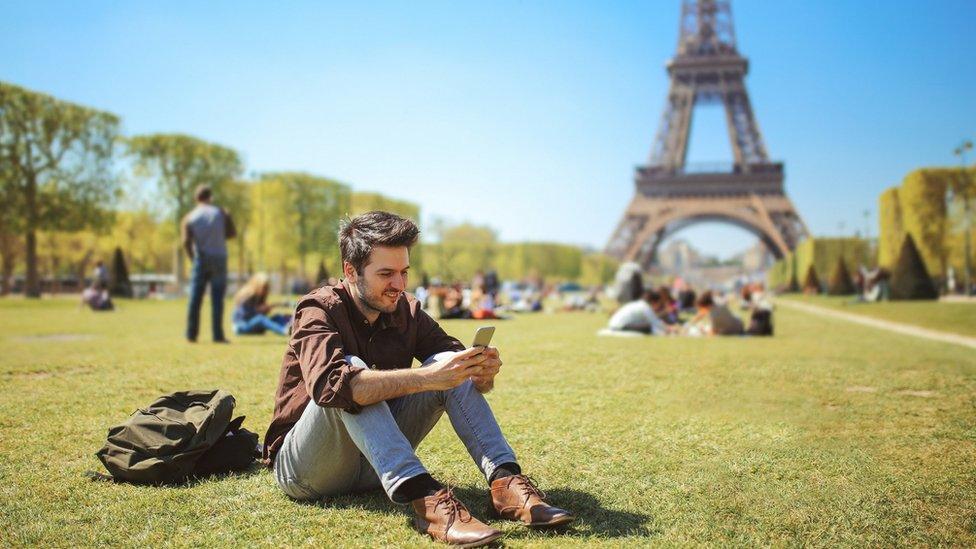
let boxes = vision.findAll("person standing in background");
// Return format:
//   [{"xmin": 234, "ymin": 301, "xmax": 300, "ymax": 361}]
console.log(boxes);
[
  {"xmin": 92, "ymin": 260, "xmax": 109, "ymax": 288},
  {"xmin": 182, "ymin": 185, "xmax": 236, "ymax": 343}
]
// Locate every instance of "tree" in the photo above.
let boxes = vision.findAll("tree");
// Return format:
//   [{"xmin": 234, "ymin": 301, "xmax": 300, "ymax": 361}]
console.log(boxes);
[
  {"xmin": 315, "ymin": 260, "xmax": 329, "ymax": 286},
  {"xmin": 0, "ymin": 82, "xmax": 121, "ymax": 297},
  {"xmin": 350, "ymin": 191, "xmax": 420, "ymax": 221},
  {"xmin": 0, "ymin": 232, "xmax": 20, "ymax": 295},
  {"xmin": 424, "ymin": 220, "xmax": 498, "ymax": 281},
  {"xmin": 97, "ymin": 209, "xmax": 173, "ymax": 274},
  {"xmin": 221, "ymin": 179, "xmax": 253, "ymax": 278},
  {"xmin": 802, "ymin": 265, "xmax": 821, "ymax": 294},
  {"xmin": 787, "ymin": 254, "xmax": 800, "ymax": 293},
  {"xmin": 890, "ymin": 234, "xmax": 938, "ymax": 300},
  {"xmin": 127, "ymin": 134, "xmax": 243, "ymax": 284},
  {"xmin": 579, "ymin": 253, "xmax": 619, "ymax": 286},
  {"xmin": 248, "ymin": 173, "xmax": 349, "ymax": 286},
  {"xmin": 786, "ymin": 272, "xmax": 800, "ymax": 293},
  {"xmin": 110, "ymin": 246, "xmax": 132, "ymax": 297},
  {"xmin": 36, "ymin": 229, "xmax": 99, "ymax": 290},
  {"xmin": 827, "ymin": 257, "xmax": 855, "ymax": 295},
  {"xmin": 284, "ymin": 173, "xmax": 345, "ymax": 279},
  {"xmin": 0, "ymin": 163, "xmax": 22, "ymax": 294}
]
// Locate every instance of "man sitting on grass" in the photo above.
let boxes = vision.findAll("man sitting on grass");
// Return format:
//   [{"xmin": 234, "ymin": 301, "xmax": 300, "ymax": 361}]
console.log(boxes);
[{"xmin": 264, "ymin": 211, "xmax": 574, "ymax": 547}]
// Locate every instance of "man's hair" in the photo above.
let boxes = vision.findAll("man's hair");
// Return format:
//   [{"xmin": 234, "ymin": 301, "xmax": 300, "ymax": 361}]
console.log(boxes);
[
  {"xmin": 339, "ymin": 211, "xmax": 420, "ymax": 274},
  {"xmin": 696, "ymin": 290, "xmax": 714, "ymax": 308},
  {"xmin": 195, "ymin": 185, "xmax": 212, "ymax": 202}
]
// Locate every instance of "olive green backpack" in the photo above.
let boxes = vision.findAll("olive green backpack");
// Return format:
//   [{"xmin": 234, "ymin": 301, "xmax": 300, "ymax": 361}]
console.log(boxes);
[{"xmin": 95, "ymin": 389, "xmax": 259, "ymax": 484}]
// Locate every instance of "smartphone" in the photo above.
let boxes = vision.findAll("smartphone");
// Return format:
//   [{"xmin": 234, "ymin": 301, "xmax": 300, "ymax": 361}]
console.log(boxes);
[{"xmin": 471, "ymin": 326, "xmax": 495, "ymax": 350}]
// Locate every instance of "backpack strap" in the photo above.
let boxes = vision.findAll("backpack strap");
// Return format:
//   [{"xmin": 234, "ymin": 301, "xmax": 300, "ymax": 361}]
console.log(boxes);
[{"xmin": 226, "ymin": 415, "xmax": 245, "ymax": 434}]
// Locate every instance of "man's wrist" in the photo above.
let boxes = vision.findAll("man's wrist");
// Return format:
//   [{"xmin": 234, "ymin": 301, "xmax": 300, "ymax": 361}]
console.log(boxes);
[{"xmin": 415, "ymin": 367, "xmax": 435, "ymax": 392}]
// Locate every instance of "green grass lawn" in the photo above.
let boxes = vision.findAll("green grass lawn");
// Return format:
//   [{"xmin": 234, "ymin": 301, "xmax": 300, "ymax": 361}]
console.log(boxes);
[
  {"xmin": 783, "ymin": 294, "xmax": 976, "ymax": 338},
  {"xmin": 1, "ymin": 297, "xmax": 975, "ymax": 547}
]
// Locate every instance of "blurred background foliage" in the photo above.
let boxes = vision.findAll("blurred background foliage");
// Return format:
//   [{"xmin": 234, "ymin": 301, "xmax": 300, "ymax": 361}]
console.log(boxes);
[{"xmin": 1, "ymin": 81, "xmax": 618, "ymax": 294}]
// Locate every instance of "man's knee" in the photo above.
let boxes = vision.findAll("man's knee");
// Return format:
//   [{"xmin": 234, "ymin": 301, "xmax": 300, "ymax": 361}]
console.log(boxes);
[{"xmin": 421, "ymin": 351, "xmax": 455, "ymax": 367}]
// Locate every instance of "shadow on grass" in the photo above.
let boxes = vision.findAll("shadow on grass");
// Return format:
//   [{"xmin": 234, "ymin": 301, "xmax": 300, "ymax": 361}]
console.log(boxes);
[
  {"xmin": 301, "ymin": 488, "xmax": 393, "ymax": 514},
  {"xmin": 453, "ymin": 485, "xmax": 657, "ymax": 540},
  {"xmin": 297, "ymin": 484, "xmax": 655, "ymax": 540},
  {"xmin": 87, "ymin": 462, "xmax": 266, "ymax": 488}
]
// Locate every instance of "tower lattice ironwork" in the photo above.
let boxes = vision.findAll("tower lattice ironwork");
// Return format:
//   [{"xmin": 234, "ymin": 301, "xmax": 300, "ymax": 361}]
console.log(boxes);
[{"xmin": 606, "ymin": 0, "xmax": 807, "ymax": 267}]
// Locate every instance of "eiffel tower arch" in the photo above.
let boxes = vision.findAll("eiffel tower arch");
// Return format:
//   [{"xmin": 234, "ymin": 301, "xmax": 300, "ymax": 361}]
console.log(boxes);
[{"xmin": 606, "ymin": 0, "xmax": 807, "ymax": 268}]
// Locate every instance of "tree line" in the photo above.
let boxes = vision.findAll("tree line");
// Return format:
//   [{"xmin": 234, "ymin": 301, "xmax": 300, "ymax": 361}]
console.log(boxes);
[{"xmin": 1, "ymin": 81, "xmax": 617, "ymax": 296}]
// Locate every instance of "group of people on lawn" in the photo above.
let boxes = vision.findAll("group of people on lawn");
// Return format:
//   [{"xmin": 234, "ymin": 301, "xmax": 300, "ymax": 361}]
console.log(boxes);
[{"xmin": 605, "ymin": 282, "xmax": 774, "ymax": 337}]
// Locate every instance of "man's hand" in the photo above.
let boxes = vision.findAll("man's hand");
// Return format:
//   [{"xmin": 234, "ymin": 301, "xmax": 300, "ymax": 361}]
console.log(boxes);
[
  {"xmin": 470, "ymin": 346, "xmax": 502, "ymax": 393},
  {"xmin": 422, "ymin": 347, "xmax": 489, "ymax": 391}
]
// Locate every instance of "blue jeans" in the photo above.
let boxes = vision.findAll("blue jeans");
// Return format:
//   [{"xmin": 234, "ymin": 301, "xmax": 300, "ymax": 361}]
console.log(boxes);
[
  {"xmin": 274, "ymin": 353, "xmax": 518, "ymax": 503},
  {"xmin": 234, "ymin": 314, "xmax": 290, "ymax": 336},
  {"xmin": 186, "ymin": 254, "xmax": 227, "ymax": 341}
]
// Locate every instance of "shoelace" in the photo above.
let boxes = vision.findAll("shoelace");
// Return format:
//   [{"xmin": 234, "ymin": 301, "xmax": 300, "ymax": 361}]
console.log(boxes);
[
  {"xmin": 508, "ymin": 474, "xmax": 547, "ymax": 503},
  {"xmin": 433, "ymin": 487, "xmax": 472, "ymax": 529}
]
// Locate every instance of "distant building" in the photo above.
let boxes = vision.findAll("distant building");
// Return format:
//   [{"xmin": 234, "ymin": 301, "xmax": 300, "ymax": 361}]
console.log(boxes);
[
  {"xmin": 739, "ymin": 242, "xmax": 774, "ymax": 272},
  {"xmin": 657, "ymin": 239, "xmax": 702, "ymax": 271}
]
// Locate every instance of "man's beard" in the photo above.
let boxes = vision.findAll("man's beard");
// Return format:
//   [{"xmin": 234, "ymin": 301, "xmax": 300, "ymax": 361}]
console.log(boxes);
[{"xmin": 354, "ymin": 277, "xmax": 400, "ymax": 314}]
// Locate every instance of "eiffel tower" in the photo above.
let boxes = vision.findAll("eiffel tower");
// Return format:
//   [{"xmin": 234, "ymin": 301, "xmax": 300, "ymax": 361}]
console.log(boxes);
[{"xmin": 606, "ymin": 0, "xmax": 807, "ymax": 268}]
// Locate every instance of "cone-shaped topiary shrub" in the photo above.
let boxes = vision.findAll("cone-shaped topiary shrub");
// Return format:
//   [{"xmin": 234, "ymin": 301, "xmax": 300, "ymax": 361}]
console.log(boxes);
[
  {"xmin": 784, "ymin": 255, "xmax": 800, "ymax": 293},
  {"xmin": 802, "ymin": 265, "xmax": 821, "ymax": 294},
  {"xmin": 110, "ymin": 247, "xmax": 132, "ymax": 297},
  {"xmin": 890, "ymin": 233, "xmax": 938, "ymax": 300},
  {"xmin": 827, "ymin": 257, "xmax": 856, "ymax": 295},
  {"xmin": 785, "ymin": 268, "xmax": 800, "ymax": 293},
  {"xmin": 784, "ymin": 276, "xmax": 799, "ymax": 293},
  {"xmin": 315, "ymin": 260, "xmax": 329, "ymax": 287}
]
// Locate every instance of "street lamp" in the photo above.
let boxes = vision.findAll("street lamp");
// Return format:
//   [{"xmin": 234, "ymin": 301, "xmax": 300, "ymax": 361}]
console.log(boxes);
[{"xmin": 952, "ymin": 139, "xmax": 973, "ymax": 295}]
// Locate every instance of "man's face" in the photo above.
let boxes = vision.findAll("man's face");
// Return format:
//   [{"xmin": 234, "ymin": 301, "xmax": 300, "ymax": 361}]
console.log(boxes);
[{"xmin": 345, "ymin": 246, "xmax": 410, "ymax": 316}]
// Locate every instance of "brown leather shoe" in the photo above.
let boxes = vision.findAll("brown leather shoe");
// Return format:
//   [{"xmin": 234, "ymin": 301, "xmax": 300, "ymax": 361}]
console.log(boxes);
[
  {"xmin": 412, "ymin": 487, "xmax": 503, "ymax": 547},
  {"xmin": 490, "ymin": 474, "xmax": 575, "ymax": 527}
]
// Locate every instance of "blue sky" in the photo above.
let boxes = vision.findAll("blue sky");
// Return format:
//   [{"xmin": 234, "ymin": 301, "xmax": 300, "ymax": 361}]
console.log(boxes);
[{"xmin": 3, "ymin": 1, "xmax": 974, "ymax": 258}]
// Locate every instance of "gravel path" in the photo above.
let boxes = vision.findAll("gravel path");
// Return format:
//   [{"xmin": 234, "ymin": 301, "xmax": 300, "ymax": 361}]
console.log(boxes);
[{"xmin": 778, "ymin": 299, "xmax": 976, "ymax": 350}]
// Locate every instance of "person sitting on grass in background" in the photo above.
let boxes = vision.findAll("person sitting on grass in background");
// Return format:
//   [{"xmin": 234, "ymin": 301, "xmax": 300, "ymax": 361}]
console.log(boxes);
[
  {"xmin": 81, "ymin": 281, "xmax": 113, "ymax": 311},
  {"xmin": 684, "ymin": 290, "xmax": 744, "ymax": 336},
  {"xmin": 742, "ymin": 282, "xmax": 774, "ymax": 336},
  {"xmin": 654, "ymin": 285, "xmax": 679, "ymax": 325},
  {"xmin": 232, "ymin": 273, "xmax": 291, "ymax": 336},
  {"xmin": 438, "ymin": 282, "xmax": 470, "ymax": 319},
  {"xmin": 469, "ymin": 285, "xmax": 503, "ymax": 320},
  {"xmin": 605, "ymin": 289, "xmax": 673, "ymax": 335},
  {"xmin": 264, "ymin": 211, "xmax": 574, "ymax": 548}
]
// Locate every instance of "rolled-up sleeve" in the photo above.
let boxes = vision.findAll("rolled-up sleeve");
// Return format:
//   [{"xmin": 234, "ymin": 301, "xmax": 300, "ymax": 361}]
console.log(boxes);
[
  {"xmin": 413, "ymin": 308, "xmax": 465, "ymax": 362},
  {"xmin": 291, "ymin": 304, "xmax": 366, "ymax": 413}
]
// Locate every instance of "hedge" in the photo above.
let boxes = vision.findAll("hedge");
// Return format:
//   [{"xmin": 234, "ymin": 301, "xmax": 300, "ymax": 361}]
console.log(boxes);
[
  {"xmin": 878, "ymin": 167, "xmax": 976, "ymax": 278},
  {"xmin": 768, "ymin": 237, "xmax": 872, "ymax": 292}
]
